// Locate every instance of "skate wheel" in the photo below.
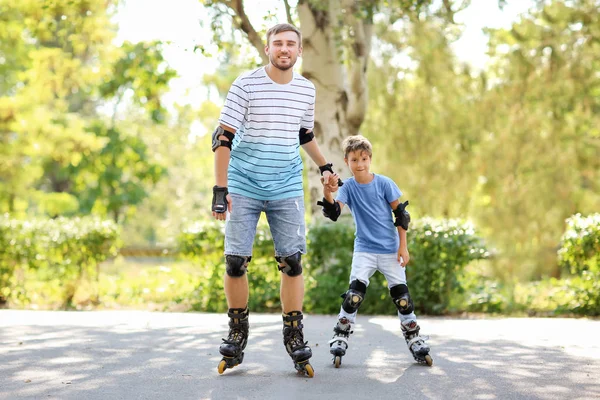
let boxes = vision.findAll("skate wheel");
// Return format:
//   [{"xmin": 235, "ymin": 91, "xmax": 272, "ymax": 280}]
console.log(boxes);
[
  {"xmin": 424, "ymin": 355, "xmax": 433, "ymax": 366},
  {"xmin": 217, "ymin": 360, "xmax": 227, "ymax": 374},
  {"xmin": 334, "ymin": 356, "xmax": 341, "ymax": 368},
  {"xmin": 305, "ymin": 363, "xmax": 315, "ymax": 378}
]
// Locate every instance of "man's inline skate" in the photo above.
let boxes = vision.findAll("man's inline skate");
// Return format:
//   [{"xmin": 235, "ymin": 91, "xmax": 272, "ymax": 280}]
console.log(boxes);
[
  {"xmin": 328, "ymin": 317, "xmax": 353, "ymax": 368},
  {"xmin": 217, "ymin": 307, "xmax": 249, "ymax": 374},
  {"xmin": 282, "ymin": 311, "xmax": 314, "ymax": 377},
  {"xmin": 401, "ymin": 319, "xmax": 433, "ymax": 366}
]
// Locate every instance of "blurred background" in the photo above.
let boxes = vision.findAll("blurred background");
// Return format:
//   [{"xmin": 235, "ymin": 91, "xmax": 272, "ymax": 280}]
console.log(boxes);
[{"xmin": 0, "ymin": 0, "xmax": 598, "ymax": 316}]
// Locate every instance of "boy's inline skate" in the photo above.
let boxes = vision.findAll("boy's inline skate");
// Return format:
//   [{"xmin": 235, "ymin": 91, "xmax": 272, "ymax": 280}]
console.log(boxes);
[
  {"xmin": 328, "ymin": 317, "xmax": 353, "ymax": 368},
  {"xmin": 401, "ymin": 320, "xmax": 433, "ymax": 366},
  {"xmin": 217, "ymin": 307, "xmax": 249, "ymax": 374},
  {"xmin": 282, "ymin": 311, "xmax": 314, "ymax": 377}
]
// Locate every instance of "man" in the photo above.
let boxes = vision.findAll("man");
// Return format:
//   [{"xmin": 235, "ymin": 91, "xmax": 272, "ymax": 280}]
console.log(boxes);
[{"xmin": 211, "ymin": 23, "xmax": 338, "ymax": 377}]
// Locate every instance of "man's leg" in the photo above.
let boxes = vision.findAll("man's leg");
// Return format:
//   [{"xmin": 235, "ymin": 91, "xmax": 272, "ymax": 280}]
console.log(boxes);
[
  {"xmin": 280, "ymin": 273, "xmax": 303, "ymax": 312},
  {"xmin": 266, "ymin": 196, "xmax": 313, "ymax": 374},
  {"xmin": 218, "ymin": 194, "xmax": 262, "ymax": 373},
  {"xmin": 225, "ymin": 268, "xmax": 249, "ymax": 308}
]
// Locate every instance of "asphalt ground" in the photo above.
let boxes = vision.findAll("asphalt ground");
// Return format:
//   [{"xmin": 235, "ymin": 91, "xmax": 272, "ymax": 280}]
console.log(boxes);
[{"xmin": 1, "ymin": 310, "xmax": 599, "ymax": 400}]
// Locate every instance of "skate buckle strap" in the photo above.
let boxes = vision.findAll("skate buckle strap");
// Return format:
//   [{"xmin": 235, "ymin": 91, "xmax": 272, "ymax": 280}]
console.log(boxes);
[
  {"xmin": 227, "ymin": 310, "xmax": 248, "ymax": 319},
  {"xmin": 333, "ymin": 326, "xmax": 353, "ymax": 336},
  {"xmin": 283, "ymin": 314, "xmax": 303, "ymax": 322},
  {"xmin": 328, "ymin": 336, "xmax": 349, "ymax": 345},
  {"xmin": 407, "ymin": 335, "xmax": 428, "ymax": 350}
]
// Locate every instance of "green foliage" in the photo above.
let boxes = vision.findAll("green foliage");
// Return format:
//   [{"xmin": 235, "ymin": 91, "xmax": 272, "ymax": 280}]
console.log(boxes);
[
  {"xmin": 177, "ymin": 218, "xmax": 283, "ymax": 312},
  {"xmin": 558, "ymin": 213, "xmax": 600, "ymax": 275},
  {"xmin": 458, "ymin": 270, "xmax": 600, "ymax": 317},
  {"xmin": 306, "ymin": 217, "xmax": 488, "ymax": 315},
  {"xmin": 0, "ymin": 214, "xmax": 120, "ymax": 308},
  {"xmin": 365, "ymin": 0, "xmax": 600, "ymax": 281},
  {"xmin": 177, "ymin": 217, "xmax": 486, "ymax": 315}
]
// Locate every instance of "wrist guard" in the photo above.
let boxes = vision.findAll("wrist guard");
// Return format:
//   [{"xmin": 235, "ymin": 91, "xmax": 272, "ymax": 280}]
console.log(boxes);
[
  {"xmin": 212, "ymin": 186, "xmax": 229, "ymax": 214},
  {"xmin": 317, "ymin": 197, "xmax": 341, "ymax": 221},
  {"xmin": 393, "ymin": 200, "xmax": 410, "ymax": 230},
  {"xmin": 319, "ymin": 163, "xmax": 344, "ymax": 187}
]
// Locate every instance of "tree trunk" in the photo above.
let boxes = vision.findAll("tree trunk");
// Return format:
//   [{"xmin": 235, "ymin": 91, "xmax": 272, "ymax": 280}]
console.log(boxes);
[
  {"xmin": 298, "ymin": 0, "xmax": 371, "ymax": 215},
  {"xmin": 216, "ymin": 0, "xmax": 372, "ymax": 215}
]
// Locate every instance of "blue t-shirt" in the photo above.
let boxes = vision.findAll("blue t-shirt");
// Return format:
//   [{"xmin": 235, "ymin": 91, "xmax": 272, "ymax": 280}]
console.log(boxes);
[{"xmin": 336, "ymin": 174, "xmax": 402, "ymax": 253}]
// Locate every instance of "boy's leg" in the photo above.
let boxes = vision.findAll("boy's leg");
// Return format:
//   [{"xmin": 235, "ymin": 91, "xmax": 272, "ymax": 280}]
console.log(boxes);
[
  {"xmin": 379, "ymin": 253, "xmax": 430, "ymax": 363},
  {"xmin": 330, "ymin": 253, "xmax": 378, "ymax": 361},
  {"xmin": 265, "ymin": 196, "xmax": 313, "ymax": 372}
]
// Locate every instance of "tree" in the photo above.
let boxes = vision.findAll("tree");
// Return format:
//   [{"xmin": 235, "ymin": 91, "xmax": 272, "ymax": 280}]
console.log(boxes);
[
  {"xmin": 199, "ymin": 0, "xmax": 467, "ymax": 213},
  {"xmin": 0, "ymin": 0, "xmax": 177, "ymax": 220}
]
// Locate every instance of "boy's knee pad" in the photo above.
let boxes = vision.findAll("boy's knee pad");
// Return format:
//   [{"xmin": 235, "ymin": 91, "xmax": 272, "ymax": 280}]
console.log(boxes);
[
  {"xmin": 390, "ymin": 284, "xmax": 414, "ymax": 315},
  {"xmin": 276, "ymin": 252, "xmax": 302, "ymax": 276},
  {"xmin": 225, "ymin": 255, "xmax": 250, "ymax": 277},
  {"xmin": 341, "ymin": 280, "xmax": 367, "ymax": 314}
]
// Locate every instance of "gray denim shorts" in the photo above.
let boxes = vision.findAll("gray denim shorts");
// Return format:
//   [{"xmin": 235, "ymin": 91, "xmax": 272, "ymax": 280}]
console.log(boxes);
[{"xmin": 225, "ymin": 193, "xmax": 306, "ymax": 258}]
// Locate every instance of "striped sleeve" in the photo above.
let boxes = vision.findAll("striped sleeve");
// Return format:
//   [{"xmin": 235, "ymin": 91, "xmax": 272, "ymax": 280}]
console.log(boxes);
[
  {"xmin": 300, "ymin": 95, "xmax": 315, "ymax": 131},
  {"xmin": 218, "ymin": 78, "xmax": 249, "ymax": 131}
]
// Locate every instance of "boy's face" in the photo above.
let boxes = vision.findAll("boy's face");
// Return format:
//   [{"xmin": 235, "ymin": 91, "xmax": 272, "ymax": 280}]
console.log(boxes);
[
  {"xmin": 265, "ymin": 30, "xmax": 302, "ymax": 71},
  {"xmin": 345, "ymin": 150, "xmax": 372, "ymax": 179}
]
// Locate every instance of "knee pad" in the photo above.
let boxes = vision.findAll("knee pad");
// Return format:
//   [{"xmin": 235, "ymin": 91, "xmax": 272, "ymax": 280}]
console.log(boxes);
[
  {"xmin": 390, "ymin": 284, "xmax": 414, "ymax": 315},
  {"xmin": 341, "ymin": 280, "xmax": 367, "ymax": 314},
  {"xmin": 276, "ymin": 252, "xmax": 302, "ymax": 277},
  {"xmin": 225, "ymin": 255, "xmax": 250, "ymax": 277}
]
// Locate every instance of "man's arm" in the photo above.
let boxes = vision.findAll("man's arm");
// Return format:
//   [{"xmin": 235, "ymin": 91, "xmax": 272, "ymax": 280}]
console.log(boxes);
[
  {"xmin": 301, "ymin": 133, "xmax": 343, "ymax": 190},
  {"xmin": 300, "ymin": 135, "xmax": 327, "ymax": 167},
  {"xmin": 214, "ymin": 124, "xmax": 235, "ymax": 187}
]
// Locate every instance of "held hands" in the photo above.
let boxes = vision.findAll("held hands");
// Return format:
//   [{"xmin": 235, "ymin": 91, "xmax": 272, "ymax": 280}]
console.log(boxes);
[
  {"xmin": 398, "ymin": 246, "xmax": 410, "ymax": 267},
  {"xmin": 320, "ymin": 172, "xmax": 340, "ymax": 194}
]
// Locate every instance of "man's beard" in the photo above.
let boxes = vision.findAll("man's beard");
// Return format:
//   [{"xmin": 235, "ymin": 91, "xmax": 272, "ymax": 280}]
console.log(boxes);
[{"xmin": 270, "ymin": 55, "xmax": 296, "ymax": 71}]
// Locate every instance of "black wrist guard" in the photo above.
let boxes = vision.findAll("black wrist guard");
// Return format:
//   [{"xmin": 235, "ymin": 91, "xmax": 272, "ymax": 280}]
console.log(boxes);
[
  {"xmin": 393, "ymin": 200, "xmax": 410, "ymax": 230},
  {"xmin": 319, "ymin": 163, "xmax": 344, "ymax": 187},
  {"xmin": 319, "ymin": 163, "xmax": 334, "ymax": 175},
  {"xmin": 317, "ymin": 197, "xmax": 341, "ymax": 221},
  {"xmin": 212, "ymin": 186, "xmax": 229, "ymax": 213}
]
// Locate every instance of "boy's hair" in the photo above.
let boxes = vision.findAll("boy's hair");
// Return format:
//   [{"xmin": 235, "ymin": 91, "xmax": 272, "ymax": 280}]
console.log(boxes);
[
  {"xmin": 266, "ymin": 23, "xmax": 302, "ymax": 46},
  {"xmin": 342, "ymin": 135, "xmax": 373, "ymax": 159}
]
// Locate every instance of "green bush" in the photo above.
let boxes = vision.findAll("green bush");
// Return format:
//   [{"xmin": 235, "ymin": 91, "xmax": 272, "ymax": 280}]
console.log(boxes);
[
  {"xmin": 558, "ymin": 213, "xmax": 600, "ymax": 275},
  {"xmin": 178, "ymin": 216, "xmax": 488, "ymax": 315},
  {"xmin": 178, "ymin": 218, "xmax": 283, "ymax": 312},
  {"xmin": 305, "ymin": 217, "xmax": 489, "ymax": 315},
  {"xmin": 0, "ymin": 214, "xmax": 120, "ymax": 308}
]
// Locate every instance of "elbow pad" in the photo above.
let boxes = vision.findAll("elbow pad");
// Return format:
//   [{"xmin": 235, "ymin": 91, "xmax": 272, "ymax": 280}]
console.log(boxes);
[
  {"xmin": 317, "ymin": 198, "xmax": 341, "ymax": 221},
  {"xmin": 211, "ymin": 126, "xmax": 235, "ymax": 152},
  {"xmin": 299, "ymin": 127, "xmax": 314, "ymax": 145},
  {"xmin": 393, "ymin": 200, "xmax": 410, "ymax": 230}
]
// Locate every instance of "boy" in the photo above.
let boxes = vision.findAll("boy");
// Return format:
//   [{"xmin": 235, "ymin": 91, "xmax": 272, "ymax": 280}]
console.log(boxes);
[{"xmin": 317, "ymin": 135, "xmax": 432, "ymax": 367}]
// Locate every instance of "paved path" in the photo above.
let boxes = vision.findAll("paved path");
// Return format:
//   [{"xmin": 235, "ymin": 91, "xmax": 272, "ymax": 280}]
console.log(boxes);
[{"xmin": 1, "ymin": 310, "xmax": 599, "ymax": 399}]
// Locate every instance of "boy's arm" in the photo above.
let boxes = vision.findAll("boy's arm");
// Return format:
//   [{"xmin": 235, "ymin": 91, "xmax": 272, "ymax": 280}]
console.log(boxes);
[
  {"xmin": 390, "ymin": 199, "xmax": 410, "ymax": 266},
  {"xmin": 317, "ymin": 184, "xmax": 345, "ymax": 221}
]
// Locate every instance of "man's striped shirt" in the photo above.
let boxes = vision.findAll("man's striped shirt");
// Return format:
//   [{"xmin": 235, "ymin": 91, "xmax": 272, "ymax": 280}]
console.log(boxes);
[{"xmin": 218, "ymin": 66, "xmax": 315, "ymax": 200}]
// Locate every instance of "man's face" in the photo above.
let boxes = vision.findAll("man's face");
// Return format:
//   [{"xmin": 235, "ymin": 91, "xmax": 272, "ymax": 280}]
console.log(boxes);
[{"xmin": 265, "ymin": 30, "xmax": 302, "ymax": 71}]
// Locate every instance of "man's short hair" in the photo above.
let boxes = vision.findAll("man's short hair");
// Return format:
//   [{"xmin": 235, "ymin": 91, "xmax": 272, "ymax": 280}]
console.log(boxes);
[
  {"xmin": 266, "ymin": 23, "xmax": 302, "ymax": 46},
  {"xmin": 342, "ymin": 135, "xmax": 373, "ymax": 159}
]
